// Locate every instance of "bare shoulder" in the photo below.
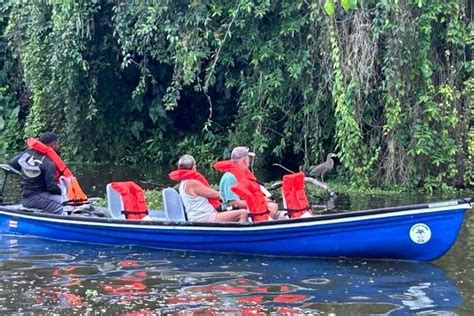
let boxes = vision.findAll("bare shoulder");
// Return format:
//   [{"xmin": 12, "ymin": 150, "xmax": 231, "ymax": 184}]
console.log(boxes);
[
  {"xmin": 187, "ymin": 179, "xmax": 202, "ymax": 187},
  {"xmin": 185, "ymin": 179, "xmax": 203, "ymax": 194}
]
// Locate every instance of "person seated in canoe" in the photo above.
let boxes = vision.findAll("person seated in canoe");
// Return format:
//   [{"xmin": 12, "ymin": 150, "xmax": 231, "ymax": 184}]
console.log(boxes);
[
  {"xmin": 9, "ymin": 132, "xmax": 64, "ymax": 214},
  {"xmin": 214, "ymin": 146, "xmax": 281, "ymax": 219},
  {"xmin": 9, "ymin": 132, "xmax": 108, "ymax": 217},
  {"xmin": 169, "ymin": 154, "xmax": 248, "ymax": 222}
]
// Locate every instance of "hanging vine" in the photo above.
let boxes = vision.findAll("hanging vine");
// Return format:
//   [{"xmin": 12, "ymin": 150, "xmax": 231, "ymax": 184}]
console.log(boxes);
[{"xmin": 0, "ymin": 0, "xmax": 471, "ymax": 191}]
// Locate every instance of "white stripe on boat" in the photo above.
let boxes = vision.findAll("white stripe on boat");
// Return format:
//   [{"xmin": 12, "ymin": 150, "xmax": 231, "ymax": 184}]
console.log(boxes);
[{"xmin": 0, "ymin": 203, "xmax": 470, "ymax": 232}]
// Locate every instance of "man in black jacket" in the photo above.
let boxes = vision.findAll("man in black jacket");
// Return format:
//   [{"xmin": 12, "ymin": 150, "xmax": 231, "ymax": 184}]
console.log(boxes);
[{"xmin": 9, "ymin": 132, "xmax": 63, "ymax": 214}]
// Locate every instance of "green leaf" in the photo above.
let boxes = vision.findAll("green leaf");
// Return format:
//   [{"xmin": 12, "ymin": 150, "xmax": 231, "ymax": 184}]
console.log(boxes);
[
  {"xmin": 131, "ymin": 121, "xmax": 144, "ymax": 139},
  {"xmin": 324, "ymin": 0, "xmax": 335, "ymax": 17},
  {"xmin": 353, "ymin": 0, "xmax": 358, "ymax": 9},
  {"xmin": 341, "ymin": 0, "xmax": 357, "ymax": 11},
  {"xmin": 341, "ymin": 0, "xmax": 350, "ymax": 11}
]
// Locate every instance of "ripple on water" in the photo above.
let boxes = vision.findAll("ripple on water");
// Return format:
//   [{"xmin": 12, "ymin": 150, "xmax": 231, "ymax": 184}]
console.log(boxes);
[
  {"xmin": 304, "ymin": 302, "xmax": 402, "ymax": 314},
  {"xmin": 302, "ymin": 278, "xmax": 331, "ymax": 285},
  {"xmin": 19, "ymin": 254, "xmax": 76, "ymax": 261}
]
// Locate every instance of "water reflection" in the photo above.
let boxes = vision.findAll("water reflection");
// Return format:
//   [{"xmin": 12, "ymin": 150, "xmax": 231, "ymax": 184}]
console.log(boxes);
[{"xmin": 0, "ymin": 235, "xmax": 462, "ymax": 314}]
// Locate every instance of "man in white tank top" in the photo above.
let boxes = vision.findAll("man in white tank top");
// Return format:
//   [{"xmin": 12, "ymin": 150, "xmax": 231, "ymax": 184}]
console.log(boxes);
[{"xmin": 177, "ymin": 155, "xmax": 248, "ymax": 222}]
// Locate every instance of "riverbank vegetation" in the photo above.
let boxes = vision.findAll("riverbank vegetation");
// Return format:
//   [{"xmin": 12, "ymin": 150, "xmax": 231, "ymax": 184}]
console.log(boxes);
[{"xmin": 0, "ymin": 0, "xmax": 472, "ymax": 192}]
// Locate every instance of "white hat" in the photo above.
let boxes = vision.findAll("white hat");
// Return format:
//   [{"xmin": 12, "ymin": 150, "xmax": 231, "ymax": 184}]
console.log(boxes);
[{"xmin": 231, "ymin": 146, "xmax": 256, "ymax": 160}]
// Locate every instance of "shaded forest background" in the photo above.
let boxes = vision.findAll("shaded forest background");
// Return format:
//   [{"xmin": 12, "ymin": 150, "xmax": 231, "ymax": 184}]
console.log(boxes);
[{"xmin": 0, "ymin": 0, "xmax": 472, "ymax": 192}]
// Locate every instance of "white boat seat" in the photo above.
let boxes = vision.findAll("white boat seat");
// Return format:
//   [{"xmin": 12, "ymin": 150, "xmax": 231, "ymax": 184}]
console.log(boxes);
[
  {"xmin": 59, "ymin": 175, "xmax": 97, "ymax": 206},
  {"xmin": 148, "ymin": 210, "xmax": 167, "ymax": 220},
  {"xmin": 162, "ymin": 188, "xmax": 187, "ymax": 221},
  {"xmin": 106, "ymin": 183, "xmax": 126, "ymax": 219}
]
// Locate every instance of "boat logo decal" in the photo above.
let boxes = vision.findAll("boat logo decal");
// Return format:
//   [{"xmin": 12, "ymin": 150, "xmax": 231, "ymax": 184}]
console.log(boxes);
[
  {"xmin": 9, "ymin": 220, "xmax": 18, "ymax": 228},
  {"xmin": 409, "ymin": 223, "xmax": 431, "ymax": 244}
]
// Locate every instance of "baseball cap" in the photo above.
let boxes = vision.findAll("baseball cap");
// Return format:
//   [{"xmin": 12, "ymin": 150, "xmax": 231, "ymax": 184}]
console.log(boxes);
[{"xmin": 231, "ymin": 146, "xmax": 255, "ymax": 160}]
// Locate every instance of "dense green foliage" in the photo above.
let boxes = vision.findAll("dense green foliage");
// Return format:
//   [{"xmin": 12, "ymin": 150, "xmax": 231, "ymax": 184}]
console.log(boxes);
[{"xmin": 0, "ymin": 0, "xmax": 472, "ymax": 191}]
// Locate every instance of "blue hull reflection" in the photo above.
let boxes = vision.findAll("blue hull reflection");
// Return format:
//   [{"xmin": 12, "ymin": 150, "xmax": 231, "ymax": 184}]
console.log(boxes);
[{"xmin": 0, "ymin": 235, "xmax": 462, "ymax": 314}]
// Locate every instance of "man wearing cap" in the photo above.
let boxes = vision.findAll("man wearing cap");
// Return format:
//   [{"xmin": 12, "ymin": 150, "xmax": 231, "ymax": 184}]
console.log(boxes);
[
  {"xmin": 9, "ymin": 132, "xmax": 63, "ymax": 214},
  {"xmin": 170, "ymin": 154, "xmax": 248, "ymax": 222},
  {"xmin": 218, "ymin": 146, "xmax": 279, "ymax": 218}
]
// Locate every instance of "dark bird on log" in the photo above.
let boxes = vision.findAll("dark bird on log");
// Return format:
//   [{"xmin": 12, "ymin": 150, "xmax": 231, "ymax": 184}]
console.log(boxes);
[{"xmin": 309, "ymin": 153, "xmax": 337, "ymax": 183}]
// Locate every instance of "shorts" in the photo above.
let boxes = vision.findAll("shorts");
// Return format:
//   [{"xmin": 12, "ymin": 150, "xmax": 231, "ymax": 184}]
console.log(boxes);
[{"xmin": 195, "ymin": 212, "xmax": 217, "ymax": 223}]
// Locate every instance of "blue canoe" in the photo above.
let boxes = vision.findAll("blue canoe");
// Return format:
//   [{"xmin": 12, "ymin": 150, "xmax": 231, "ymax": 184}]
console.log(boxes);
[{"xmin": 0, "ymin": 198, "xmax": 471, "ymax": 261}]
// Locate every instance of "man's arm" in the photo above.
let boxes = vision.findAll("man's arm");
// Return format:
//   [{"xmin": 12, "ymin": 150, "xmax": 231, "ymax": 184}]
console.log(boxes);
[
  {"xmin": 43, "ymin": 161, "xmax": 61, "ymax": 195},
  {"xmin": 228, "ymin": 199, "xmax": 247, "ymax": 209},
  {"xmin": 190, "ymin": 180, "xmax": 220, "ymax": 199}
]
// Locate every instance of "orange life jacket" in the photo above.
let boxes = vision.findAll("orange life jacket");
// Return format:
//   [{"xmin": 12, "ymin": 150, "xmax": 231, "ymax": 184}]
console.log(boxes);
[
  {"xmin": 27, "ymin": 138, "xmax": 72, "ymax": 181},
  {"xmin": 110, "ymin": 181, "xmax": 148, "ymax": 220},
  {"xmin": 60, "ymin": 176, "xmax": 89, "ymax": 207},
  {"xmin": 282, "ymin": 172, "xmax": 310, "ymax": 218},
  {"xmin": 213, "ymin": 160, "xmax": 264, "ymax": 197},
  {"xmin": 214, "ymin": 160, "xmax": 270, "ymax": 221},
  {"xmin": 168, "ymin": 169, "xmax": 221, "ymax": 209},
  {"xmin": 213, "ymin": 160, "xmax": 257, "ymax": 182},
  {"xmin": 231, "ymin": 179, "xmax": 269, "ymax": 222}
]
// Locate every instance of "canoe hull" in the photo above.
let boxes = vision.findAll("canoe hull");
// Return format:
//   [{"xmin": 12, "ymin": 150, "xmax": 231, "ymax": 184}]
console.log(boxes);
[{"xmin": 0, "ymin": 201, "xmax": 469, "ymax": 261}]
